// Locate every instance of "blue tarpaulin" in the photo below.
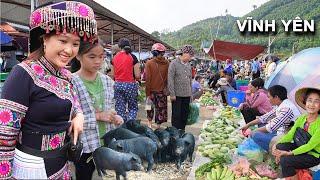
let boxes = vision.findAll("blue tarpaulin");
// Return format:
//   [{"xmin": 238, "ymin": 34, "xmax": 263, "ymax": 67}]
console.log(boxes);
[{"xmin": 0, "ymin": 31, "xmax": 13, "ymax": 45}]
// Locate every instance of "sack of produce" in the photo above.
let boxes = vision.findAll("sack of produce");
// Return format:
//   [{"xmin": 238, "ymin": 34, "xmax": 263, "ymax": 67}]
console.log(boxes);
[
  {"xmin": 187, "ymin": 103, "xmax": 200, "ymax": 125},
  {"xmin": 237, "ymin": 138, "xmax": 264, "ymax": 163}
]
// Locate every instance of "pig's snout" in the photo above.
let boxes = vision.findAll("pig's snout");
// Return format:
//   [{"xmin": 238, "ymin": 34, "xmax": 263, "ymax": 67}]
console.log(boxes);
[
  {"xmin": 175, "ymin": 148, "xmax": 183, "ymax": 155},
  {"xmin": 138, "ymin": 164, "xmax": 144, "ymax": 171}
]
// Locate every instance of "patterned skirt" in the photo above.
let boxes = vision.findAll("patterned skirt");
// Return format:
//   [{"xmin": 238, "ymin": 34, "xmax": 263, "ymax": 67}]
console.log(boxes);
[
  {"xmin": 147, "ymin": 91, "xmax": 168, "ymax": 124},
  {"xmin": 12, "ymin": 148, "xmax": 71, "ymax": 179}
]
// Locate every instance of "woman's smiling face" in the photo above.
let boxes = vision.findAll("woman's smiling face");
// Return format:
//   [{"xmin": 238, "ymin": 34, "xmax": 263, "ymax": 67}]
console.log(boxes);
[
  {"xmin": 43, "ymin": 33, "xmax": 80, "ymax": 69},
  {"xmin": 305, "ymin": 92, "xmax": 320, "ymax": 114}
]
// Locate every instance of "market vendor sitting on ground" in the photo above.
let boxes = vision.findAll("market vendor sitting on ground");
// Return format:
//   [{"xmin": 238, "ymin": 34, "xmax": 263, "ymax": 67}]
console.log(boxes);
[
  {"xmin": 213, "ymin": 77, "xmax": 234, "ymax": 105},
  {"xmin": 224, "ymin": 71, "xmax": 236, "ymax": 89},
  {"xmin": 272, "ymin": 86, "xmax": 320, "ymax": 180},
  {"xmin": 239, "ymin": 78, "xmax": 273, "ymax": 124},
  {"xmin": 192, "ymin": 75, "xmax": 204, "ymax": 100},
  {"xmin": 241, "ymin": 85, "xmax": 301, "ymax": 152}
]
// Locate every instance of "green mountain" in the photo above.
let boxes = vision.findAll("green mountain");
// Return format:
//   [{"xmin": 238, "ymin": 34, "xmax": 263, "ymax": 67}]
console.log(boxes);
[{"xmin": 159, "ymin": 0, "xmax": 320, "ymax": 58}]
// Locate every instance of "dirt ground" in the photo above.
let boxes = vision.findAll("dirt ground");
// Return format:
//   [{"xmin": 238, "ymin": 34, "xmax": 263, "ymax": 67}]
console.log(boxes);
[{"xmin": 71, "ymin": 100, "xmax": 214, "ymax": 180}]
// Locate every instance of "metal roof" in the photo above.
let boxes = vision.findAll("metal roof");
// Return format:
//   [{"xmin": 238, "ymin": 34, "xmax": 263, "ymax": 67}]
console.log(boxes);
[{"xmin": 0, "ymin": 0, "xmax": 175, "ymax": 52}]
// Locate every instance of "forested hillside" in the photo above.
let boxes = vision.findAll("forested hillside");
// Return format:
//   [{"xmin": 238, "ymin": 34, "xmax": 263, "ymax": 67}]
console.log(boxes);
[{"xmin": 158, "ymin": 0, "xmax": 320, "ymax": 58}]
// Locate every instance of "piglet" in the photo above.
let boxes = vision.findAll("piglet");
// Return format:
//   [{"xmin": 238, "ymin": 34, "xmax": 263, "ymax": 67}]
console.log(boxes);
[
  {"xmin": 172, "ymin": 133, "xmax": 195, "ymax": 169},
  {"xmin": 101, "ymin": 127, "xmax": 141, "ymax": 147},
  {"xmin": 154, "ymin": 128, "xmax": 170, "ymax": 162},
  {"xmin": 109, "ymin": 137, "xmax": 157, "ymax": 172},
  {"xmin": 125, "ymin": 120, "xmax": 162, "ymax": 149},
  {"xmin": 91, "ymin": 147, "xmax": 143, "ymax": 180}
]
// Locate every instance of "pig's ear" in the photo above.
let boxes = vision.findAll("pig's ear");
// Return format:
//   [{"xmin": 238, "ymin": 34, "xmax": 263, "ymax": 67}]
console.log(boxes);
[
  {"xmin": 131, "ymin": 156, "xmax": 139, "ymax": 162},
  {"xmin": 116, "ymin": 143, "xmax": 123, "ymax": 150},
  {"xmin": 178, "ymin": 130, "xmax": 185, "ymax": 137},
  {"xmin": 170, "ymin": 137, "xmax": 176, "ymax": 142}
]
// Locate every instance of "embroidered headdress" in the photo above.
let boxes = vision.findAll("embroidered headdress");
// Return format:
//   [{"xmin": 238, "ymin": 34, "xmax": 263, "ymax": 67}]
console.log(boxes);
[{"xmin": 29, "ymin": 1, "xmax": 97, "ymax": 52}]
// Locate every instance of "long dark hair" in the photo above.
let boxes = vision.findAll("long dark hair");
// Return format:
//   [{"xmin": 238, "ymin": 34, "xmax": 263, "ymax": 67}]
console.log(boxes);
[
  {"xmin": 78, "ymin": 39, "xmax": 103, "ymax": 56},
  {"xmin": 118, "ymin": 38, "xmax": 131, "ymax": 54},
  {"xmin": 71, "ymin": 39, "xmax": 104, "ymax": 72},
  {"xmin": 251, "ymin": 78, "xmax": 265, "ymax": 89},
  {"xmin": 26, "ymin": 32, "xmax": 55, "ymax": 61}
]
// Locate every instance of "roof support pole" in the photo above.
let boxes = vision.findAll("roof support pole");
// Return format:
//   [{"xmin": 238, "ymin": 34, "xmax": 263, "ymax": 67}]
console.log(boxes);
[
  {"xmin": 111, "ymin": 21, "xmax": 114, "ymax": 45},
  {"xmin": 138, "ymin": 35, "xmax": 141, "ymax": 60},
  {"xmin": 31, "ymin": 0, "xmax": 35, "ymax": 12}
]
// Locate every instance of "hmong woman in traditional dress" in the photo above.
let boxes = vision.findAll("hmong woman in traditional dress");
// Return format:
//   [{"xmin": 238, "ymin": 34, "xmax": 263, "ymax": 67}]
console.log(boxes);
[{"xmin": 0, "ymin": 1, "xmax": 97, "ymax": 179}]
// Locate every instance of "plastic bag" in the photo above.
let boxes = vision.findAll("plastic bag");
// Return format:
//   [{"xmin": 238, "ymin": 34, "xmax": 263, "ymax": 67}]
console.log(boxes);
[
  {"xmin": 145, "ymin": 97, "xmax": 153, "ymax": 110},
  {"xmin": 255, "ymin": 164, "xmax": 278, "ymax": 178},
  {"xmin": 187, "ymin": 103, "xmax": 200, "ymax": 125},
  {"xmin": 237, "ymin": 138, "xmax": 264, "ymax": 163},
  {"xmin": 229, "ymin": 157, "xmax": 250, "ymax": 177},
  {"xmin": 297, "ymin": 169, "xmax": 312, "ymax": 180}
]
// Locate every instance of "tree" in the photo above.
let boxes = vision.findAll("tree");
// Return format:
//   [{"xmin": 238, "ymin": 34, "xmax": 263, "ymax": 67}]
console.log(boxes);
[{"xmin": 151, "ymin": 31, "xmax": 160, "ymax": 39}]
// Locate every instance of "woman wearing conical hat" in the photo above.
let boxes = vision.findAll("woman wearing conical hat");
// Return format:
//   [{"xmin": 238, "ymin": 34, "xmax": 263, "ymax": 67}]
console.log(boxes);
[{"xmin": 273, "ymin": 86, "xmax": 320, "ymax": 179}]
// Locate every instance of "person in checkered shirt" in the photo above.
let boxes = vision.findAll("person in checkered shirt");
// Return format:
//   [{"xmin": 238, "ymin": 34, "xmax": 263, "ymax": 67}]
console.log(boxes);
[{"xmin": 72, "ymin": 39, "xmax": 124, "ymax": 180}]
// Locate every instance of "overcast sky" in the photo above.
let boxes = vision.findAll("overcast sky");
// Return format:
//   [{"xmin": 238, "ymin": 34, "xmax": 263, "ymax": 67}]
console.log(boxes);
[{"xmin": 94, "ymin": 0, "xmax": 269, "ymax": 33}]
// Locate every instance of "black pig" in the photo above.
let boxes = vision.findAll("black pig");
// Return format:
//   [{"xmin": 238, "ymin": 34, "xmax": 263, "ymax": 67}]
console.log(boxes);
[
  {"xmin": 125, "ymin": 120, "xmax": 162, "ymax": 149},
  {"xmin": 165, "ymin": 126, "xmax": 183, "ymax": 140},
  {"xmin": 172, "ymin": 133, "xmax": 195, "ymax": 169},
  {"xmin": 92, "ymin": 147, "xmax": 143, "ymax": 180},
  {"xmin": 154, "ymin": 128, "xmax": 170, "ymax": 162},
  {"xmin": 165, "ymin": 126, "xmax": 184, "ymax": 161},
  {"xmin": 109, "ymin": 137, "xmax": 157, "ymax": 172},
  {"xmin": 101, "ymin": 127, "xmax": 141, "ymax": 147}
]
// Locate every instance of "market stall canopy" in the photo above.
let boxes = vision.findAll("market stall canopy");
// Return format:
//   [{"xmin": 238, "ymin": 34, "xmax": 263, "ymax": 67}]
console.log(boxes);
[
  {"xmin": 207, "ymin": 40, "xmax": 266, "ymax": 61},
  {"xmin": 0, "ymin": 22, "xmax": 28, "ymax": 37},
  {"xmin": 0, "ymin": 0, "xmax": 175, "ymax": 52}
]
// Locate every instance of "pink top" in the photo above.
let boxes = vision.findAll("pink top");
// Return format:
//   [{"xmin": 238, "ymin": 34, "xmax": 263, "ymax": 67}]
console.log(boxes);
[{"xmin": 245, "ymin": 89, "xmax": 272, "ymax": 114}]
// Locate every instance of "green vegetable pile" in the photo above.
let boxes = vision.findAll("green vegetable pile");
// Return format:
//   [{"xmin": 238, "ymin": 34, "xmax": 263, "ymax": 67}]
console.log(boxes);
[
  {"xmin": 220, "ymin": 106, "xmax": 242, "ymax": 120},
  {"xmin": 199, "ymin": 92, "xmax": 218, "ymax": 106},
  {"xmin": 195, "ymin": 156, "xmax": 227, "ymax": 179},
  {"xmin": 198, "ymin": 116, "xmax": 243, "ymax": 160},
  {"xmin": 206, "ymin": 166, "xmax": 235, "ymax": 180}
]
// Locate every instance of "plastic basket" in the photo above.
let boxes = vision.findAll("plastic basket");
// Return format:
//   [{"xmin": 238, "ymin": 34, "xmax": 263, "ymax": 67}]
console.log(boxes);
[
  {"xmin": 239, "ymin": 85, "xmax": 249, "ymax": 92},
  {"xmin": 236, "ymin": 80, "xmax": 249, "ymax": 90},
  {"xmin": 227, "ymin": 90, "xmax": 246, "ymax": 108},
  {"xmin": 313, "ymin": 170, "xmax": 320, "ymax": 179}
]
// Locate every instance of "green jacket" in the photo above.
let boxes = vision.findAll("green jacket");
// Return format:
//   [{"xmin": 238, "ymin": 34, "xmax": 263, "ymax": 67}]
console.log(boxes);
[{"xmin": 279, "ymin": 114, "xmax": 320, "ymax": 158}]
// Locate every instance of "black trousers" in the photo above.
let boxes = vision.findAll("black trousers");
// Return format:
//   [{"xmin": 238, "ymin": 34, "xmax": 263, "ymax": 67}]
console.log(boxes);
[
  {"xmin": 241, "ymin": 107, "xmax": 262, "ymax": 124},
  {"xmin": 172, "ymin": 96, "xmax": 190, "ymax": 131},
  {"xmin": 221, "ymin": 92, "xmax": 227, "ymax": 104},
  {"xmin": 75, "ymin": 152, "xmax": 96, "ymax": 180},
  {"xmin": 252, "ymin": 70, "xmax": 260, "ymax": 80},
  {"xmin": 277, "ymin": 143, "xmax": 320, "ymax": 177}
]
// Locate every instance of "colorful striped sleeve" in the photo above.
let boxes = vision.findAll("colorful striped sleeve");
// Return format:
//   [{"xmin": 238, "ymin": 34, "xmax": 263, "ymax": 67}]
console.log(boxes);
[
  {"xmin": 259, "ymin": 108, "xmax": 276, "ymax": 124},
  {"xmin": 265, "ymin": 107, "xmax": 294, "ymax": 133},
  {"xmin": 0, "ymin": 66, "xmax": 30, "ymax": 179}
]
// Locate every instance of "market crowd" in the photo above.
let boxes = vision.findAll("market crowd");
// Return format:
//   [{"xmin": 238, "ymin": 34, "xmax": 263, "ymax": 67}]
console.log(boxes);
[
  {"xmin": 0, "ymin": 1, "xmax": 319, "ymax": 180},
  {"xmin": 0, "ymin": 1, "xmax": 197, "ymax": 179}
]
